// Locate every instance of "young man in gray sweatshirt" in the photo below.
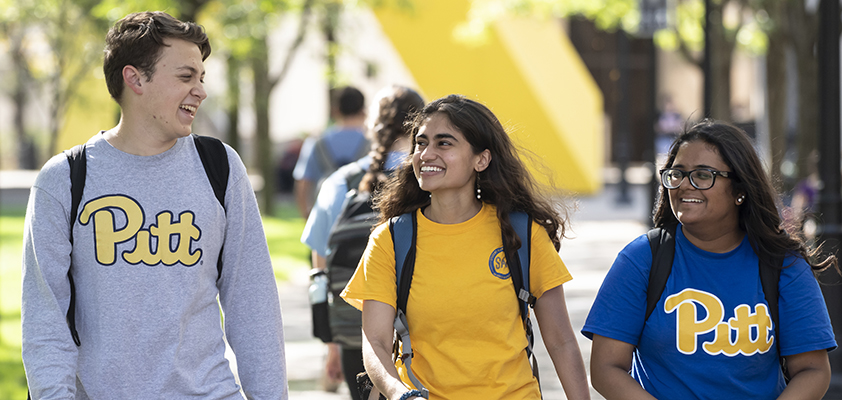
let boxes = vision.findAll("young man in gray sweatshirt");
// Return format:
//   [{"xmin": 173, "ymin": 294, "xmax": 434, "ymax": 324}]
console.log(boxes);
[{"xmin": 21, "ymin": 11, "xmax": 288, "ymax": 399}]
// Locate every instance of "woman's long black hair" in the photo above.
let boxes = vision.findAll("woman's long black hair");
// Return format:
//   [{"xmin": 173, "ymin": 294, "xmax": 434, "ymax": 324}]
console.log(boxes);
[
  {"xmin": 375, "ymin": 94, "xmax": 570, "ymax": 251},
  {"xmin": 653, "ymin": 119, "xmax": 837, "ymax": 273}
]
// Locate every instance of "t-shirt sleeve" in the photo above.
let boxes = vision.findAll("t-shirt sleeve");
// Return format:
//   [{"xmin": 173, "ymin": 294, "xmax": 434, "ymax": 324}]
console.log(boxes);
[
  {"xmin": 530, "ymin": 223, "xmax": 572, "ymax": 299},
  {"xmin": 341, "ymin": 222, "xmax": 397, "ymax": 311},
  {"xmin": 292, "ymin": 137, "xmax": 316, "ymax": 181},
  {"xmin": 581, "ymin": 234, "xmax": 652, "ymax": 345},
  {"xmin": 777, "ymin": 257, "xmax": 837, "ymax": 356}
]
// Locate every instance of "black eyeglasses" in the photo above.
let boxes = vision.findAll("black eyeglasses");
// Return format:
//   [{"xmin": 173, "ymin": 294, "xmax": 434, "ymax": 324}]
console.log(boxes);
[{"xmin": 660, "ymin": 168, "xmax": 734, "ymax": 190}]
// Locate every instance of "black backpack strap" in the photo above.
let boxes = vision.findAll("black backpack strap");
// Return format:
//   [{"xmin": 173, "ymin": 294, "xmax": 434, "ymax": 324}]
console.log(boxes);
[
  {"xmin": 192, "ymin": 134, "xmax": 229, "ymax": 281},
  {"xmin": 646, "ymin": 226, "xmax": 676, "ymax": 322},
  {"xmin": 760, "ymin": 255, "xmax": 785, "ymax": 378},
  {"xmin": 342, "ymin": 162, "xmax": 366, "ymax": 193},
  {"xmin": 759, "ymin": 258, "xmax": 781, "ymax": 339},
  {"xmin": 64, "ymin": 144, "xmax": 86, "ymax": 347},
  {"xmin": 192, "ymin": 134, "xmax": 229, "ymax": 209}
]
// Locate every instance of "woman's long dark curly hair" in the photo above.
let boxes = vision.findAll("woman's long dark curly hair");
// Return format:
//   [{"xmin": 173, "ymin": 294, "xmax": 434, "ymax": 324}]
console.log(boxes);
[
  {"xmin": 357, "ymin": 85, "xmax": 424, "ymax": 193},
  {"xmin": 653, "ymin": 119, "xmax": 837, "ymax": 273},
  {"xmin": 374, "ymin": 94, "xmax": 569, "ymax": 251}
]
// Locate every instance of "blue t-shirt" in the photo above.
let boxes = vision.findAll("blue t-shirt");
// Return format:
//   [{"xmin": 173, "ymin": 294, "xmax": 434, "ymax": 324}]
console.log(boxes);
[
  {"xmin": 582, "ymin": 225, "xmax": 836, "ymax": 400},
  {"xmin": 292, "ymin": 126, "xmax": 367, "ymax": 183},
  {"xmin": 301, "ymin": 151, "xmax": 406, "ymax": 257}
]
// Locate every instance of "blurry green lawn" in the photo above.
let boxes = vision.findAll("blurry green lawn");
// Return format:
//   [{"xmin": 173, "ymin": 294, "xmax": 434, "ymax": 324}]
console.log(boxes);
[{"xmin": 0, "ymin": 201, "xmax": 310, "ymax": 398}]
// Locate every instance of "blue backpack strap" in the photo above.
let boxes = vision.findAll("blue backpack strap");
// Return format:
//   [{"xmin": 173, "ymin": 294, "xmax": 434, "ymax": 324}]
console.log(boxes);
[
  {"xmin": 390, "ymin": 211, "xmax": 417, "ymax": 316},
  {"xmin": 506, "ymin": 211, "xmax": 539, "ymax": 386},
  {"xmin": 508, "ymin": 211, "xmax": 534, "ymax": 315},
  {"xmin": 389, "ymin": 211, "xmax": 430, "ymax": 398}
]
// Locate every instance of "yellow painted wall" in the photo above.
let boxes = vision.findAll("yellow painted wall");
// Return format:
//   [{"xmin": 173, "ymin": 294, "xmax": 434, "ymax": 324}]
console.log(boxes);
[
  {"xmin": 58, "ymin": 74, "xmax": 118, "ymax": 152},
  {"xmin": 374, "ymin": 0, "xmax": 604, "ymax": 194}
]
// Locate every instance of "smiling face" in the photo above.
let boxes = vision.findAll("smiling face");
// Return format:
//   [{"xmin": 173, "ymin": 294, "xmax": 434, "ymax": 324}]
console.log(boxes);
[
  {"xmin": 412, "ymin": 113, "xmax": 489, "ymax": 199},
  {"xmin": 668, "ymin": 140, "xmax": 742, "ymax": 235},
  {"xmin": 140, "ymin": 38, "xmax": 207, "ymax": 142}
]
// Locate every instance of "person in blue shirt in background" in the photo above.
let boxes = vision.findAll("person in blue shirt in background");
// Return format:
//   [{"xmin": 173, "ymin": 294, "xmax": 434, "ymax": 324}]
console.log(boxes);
[
  {"xmin": 583, "ymin": 120, "xmax": 837, "ymax": 400},
  {"xmin": 301, "ymin": 85, "xmax": 424, "ymax": 399},
  {"xmin": 293, "ymin": 86, "xmax": 369, "ymax": 218}
]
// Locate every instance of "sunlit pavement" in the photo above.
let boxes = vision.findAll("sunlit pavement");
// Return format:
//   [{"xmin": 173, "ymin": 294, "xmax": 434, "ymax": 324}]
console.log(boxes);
[{"xmin": 279, "ymin": 184, "xmax": 652, "ymax": 400}]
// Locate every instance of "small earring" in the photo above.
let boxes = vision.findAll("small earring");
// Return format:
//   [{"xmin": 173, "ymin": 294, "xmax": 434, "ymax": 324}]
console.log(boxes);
[
  {"xmin": 476, "ymin": 180, "xmax": 482, "ymax": 200},
  {"xmin": 737, "ymin": 195, "xmax": 745, "ymax": 204}
]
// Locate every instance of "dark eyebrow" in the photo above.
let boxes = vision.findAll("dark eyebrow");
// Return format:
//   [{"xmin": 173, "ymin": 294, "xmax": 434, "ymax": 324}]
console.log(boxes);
[
  {"xmin": 177, "ymin": 66, "xmax": 205, "ymax": 76},
  {"xmin": 672, "ymin": 163, "xmax": 719, "ymax": 170},
  {"xmin": 416, "ymin": 132, "xmax": 458, "ymax": 140}
]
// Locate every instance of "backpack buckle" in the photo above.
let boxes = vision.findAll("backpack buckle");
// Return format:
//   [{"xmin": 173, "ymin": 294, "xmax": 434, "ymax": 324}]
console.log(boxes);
[{"xmin": 518, "ymin": 288, "xmax": 536, "ymax": 306}]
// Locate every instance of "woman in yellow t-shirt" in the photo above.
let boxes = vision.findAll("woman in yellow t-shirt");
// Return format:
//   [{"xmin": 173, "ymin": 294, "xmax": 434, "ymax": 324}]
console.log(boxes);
[{"xmin": 341, "ymin": 95, "xmax": 590, "ymax": 400}]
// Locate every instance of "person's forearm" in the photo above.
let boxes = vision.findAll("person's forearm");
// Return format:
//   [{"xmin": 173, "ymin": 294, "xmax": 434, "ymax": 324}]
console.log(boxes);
[
  {"xmin": 363, "ymin": 337, "xmax": 411, "ymax": 399},
  {"xmin": 547, "ymin": 337, "xmax": 591, "ymax": 400},
  {"xmin": 777, "ymin": 367, "xmax": 831, "ymax": 400},
  {"xmin": 591, "ymin": 366, "xmax": 656, "ymax": 400},
  {"xmin": 294, "ymin": 180, "xmax": 312, "ymax": 218},
  {"xmin": 313, "ymin": 252, "xmax": 326, "ymax": 271}
]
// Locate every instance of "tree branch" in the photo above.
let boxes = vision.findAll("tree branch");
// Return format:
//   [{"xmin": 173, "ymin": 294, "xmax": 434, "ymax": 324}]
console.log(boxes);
[{"xmin": 269, "ymin": 0, "xmax": 315, "ymax": 91}]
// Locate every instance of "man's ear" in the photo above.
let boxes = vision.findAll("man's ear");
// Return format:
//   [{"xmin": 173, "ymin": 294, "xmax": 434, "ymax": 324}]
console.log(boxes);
[
  {"xmin": 475, "ymin": 149, "xmax": 491, "ymax": 172},
  {"xmin": 123, "ymin": 66, "xmax": 144, "ymax": 95}
]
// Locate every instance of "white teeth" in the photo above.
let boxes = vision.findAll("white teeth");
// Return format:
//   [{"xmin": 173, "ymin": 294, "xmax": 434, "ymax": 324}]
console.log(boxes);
[
  {"xmin": 180, "ymin": 105, "xmax": 197, "ymax": 113},
  {"xmin": 421, "ymin": 166, "xmax": 443, "ymax": 172},
  {"xmin": 682, "ymin": 198, "xmax": 703, "ymax": 203}
]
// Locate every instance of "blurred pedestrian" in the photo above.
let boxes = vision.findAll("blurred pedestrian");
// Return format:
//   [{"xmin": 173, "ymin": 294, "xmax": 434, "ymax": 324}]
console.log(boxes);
[
  {"xmin": 302, "ymin": 85, "xmax": 424, "ymax": 399},
  {"xmin": 654, "ymin": 95, "xmax": 683, "ymax": 162},
  {"xmin": 293, "ymin": 86, "xmax": 369, "ymax": 218}
]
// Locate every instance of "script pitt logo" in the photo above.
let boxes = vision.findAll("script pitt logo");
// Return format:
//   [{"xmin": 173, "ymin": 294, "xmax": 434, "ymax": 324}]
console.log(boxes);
[
  {"xmin": 79, "ymin": 195, "xmax": 202, "ymax": 266},
  {"xmin": 664, "ymin": 288, "xmax": 774, "ymax": 356},
  {"xmin": 489, "ymin": 247, "xmax": 510, "ymax": 279}
]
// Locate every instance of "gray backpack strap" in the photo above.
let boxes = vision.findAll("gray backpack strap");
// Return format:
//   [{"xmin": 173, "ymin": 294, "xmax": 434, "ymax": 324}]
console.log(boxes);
[{"xmin": 313, "ymin": 138, "xmax": 337, "ymax": 176}]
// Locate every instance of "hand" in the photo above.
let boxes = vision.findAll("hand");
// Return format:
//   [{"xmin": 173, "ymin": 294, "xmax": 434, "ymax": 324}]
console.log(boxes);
[{"xmin": 325, "ymin": 343, "xmax": 343, "ymax": 382}]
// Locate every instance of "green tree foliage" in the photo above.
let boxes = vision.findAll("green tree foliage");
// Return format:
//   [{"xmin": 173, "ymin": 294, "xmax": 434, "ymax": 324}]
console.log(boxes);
[
  {"xmin": 0, "ymin": 0, "xmax": 110, "ymax": 165},
  {"xmin": 462, "ymin": 0, "xmax": 820, "ymax": 184}
]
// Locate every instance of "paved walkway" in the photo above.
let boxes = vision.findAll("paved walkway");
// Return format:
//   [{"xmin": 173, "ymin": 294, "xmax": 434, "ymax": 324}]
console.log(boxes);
[{"xmin": 281, "ymin": 184, "xmax": 653, "ymax": 399}]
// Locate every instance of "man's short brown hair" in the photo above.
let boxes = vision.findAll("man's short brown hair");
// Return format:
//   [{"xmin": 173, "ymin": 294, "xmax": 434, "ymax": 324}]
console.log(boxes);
[{"xmin": 103, "ymin": 11, "xmax": 211, "ymax": 103}]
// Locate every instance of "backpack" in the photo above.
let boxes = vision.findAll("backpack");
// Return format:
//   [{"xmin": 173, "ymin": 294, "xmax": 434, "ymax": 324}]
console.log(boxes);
[
  {"xmin": 312, "ymin": 136, "xmax": 369, "ymax": 183},
  {"xmin": 645, "ymin": 226, "xmax": 787, "ymax": 377},
  {"xmin": 63, "ymin": 134, "xmax": 229, "ymax": 346},
  {"xmin": 323, "ymin": 162, "xmax": 373, "ymax": 348},
  {"xmin": 389, "ymin": 210, "xmax": 539, "ymax": 396}
]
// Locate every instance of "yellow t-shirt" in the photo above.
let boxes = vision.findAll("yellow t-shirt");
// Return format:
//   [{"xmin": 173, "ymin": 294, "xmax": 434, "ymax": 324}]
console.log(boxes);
[{"xmin": 341, "ymin": 204, "xmax": 572, "ymax": 399}]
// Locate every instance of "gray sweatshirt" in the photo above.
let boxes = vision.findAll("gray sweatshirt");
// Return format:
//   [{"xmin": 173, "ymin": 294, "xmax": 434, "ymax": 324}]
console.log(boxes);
[{"xmin": 22, "ymin": 133, "xmax": 288, "ymax": 399}]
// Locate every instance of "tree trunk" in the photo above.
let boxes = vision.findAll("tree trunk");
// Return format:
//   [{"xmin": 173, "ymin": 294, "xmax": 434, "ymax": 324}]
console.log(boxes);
[
  {"xmin": 766, "ymin": 1, "xmax": 789, "ymax": 188},
  {"xmin": 321, "ymin": 0, "xmax": 341, "ymax": 91},
  {"xmin": 252, "ymin": 36, "xmax": 276, "ymax": 216},
  {"xmin": 707, "ymin": 2, "xmax": 733, "ymax": 121},
  {"xmin": 789, "ymin": 0, "xmax": 819, "ymax": 181},
  {"xmin": 9, "ymin": 28, "xmax": 37, "ymax": 169},
  {"xmin": 225, "ymin": 55, "xmax": 241, "ymax": 152}
]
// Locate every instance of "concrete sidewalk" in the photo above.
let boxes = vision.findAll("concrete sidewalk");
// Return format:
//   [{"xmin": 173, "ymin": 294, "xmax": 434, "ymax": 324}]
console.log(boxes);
[{"xmin": 281, "ymin": 184, "xmax": 653, "ymax": 400}]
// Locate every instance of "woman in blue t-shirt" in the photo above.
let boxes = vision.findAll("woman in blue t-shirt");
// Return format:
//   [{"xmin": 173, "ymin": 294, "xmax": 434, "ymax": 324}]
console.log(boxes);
[{"xmin": 583, "ymin": 120, "xmax": 838, "ymax": 399}]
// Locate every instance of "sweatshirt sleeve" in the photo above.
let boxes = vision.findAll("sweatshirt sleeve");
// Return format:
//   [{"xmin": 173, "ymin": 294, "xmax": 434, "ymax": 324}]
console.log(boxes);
[
  {"xmin": 215, "ymin": 147, "xmax": 289, "ymax": 400},
  {"xmin": 21, "ymin": 155, "xmax": 79, "ymax": 399}
]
